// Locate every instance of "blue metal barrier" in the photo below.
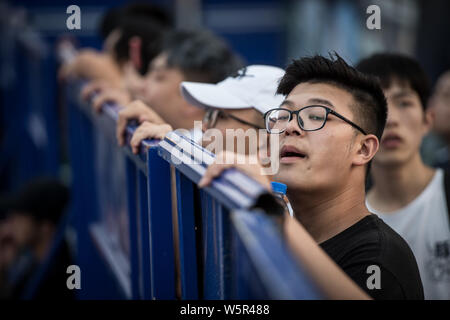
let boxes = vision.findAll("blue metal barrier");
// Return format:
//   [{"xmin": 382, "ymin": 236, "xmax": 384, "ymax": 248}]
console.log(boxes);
[
  {"xmin": 65, "ymin": 81, "xmax": 321, "ymax": 300},
  {"xmin": 0, "ymin": 18, "xmax": 61, "ymax": 192}
]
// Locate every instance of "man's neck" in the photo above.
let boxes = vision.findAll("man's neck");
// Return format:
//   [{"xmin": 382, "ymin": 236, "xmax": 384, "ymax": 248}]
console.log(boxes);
[
  {"xmin": 368, "ymin": 153, "xmax": 435, "ymax": 213},
  {"xmin": 288, "ymin": 183, "xmax": 370, "ymax": 244}
]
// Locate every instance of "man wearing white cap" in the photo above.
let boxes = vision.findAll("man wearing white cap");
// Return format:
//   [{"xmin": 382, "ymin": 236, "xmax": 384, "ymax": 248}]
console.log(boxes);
[
  {"xmin": 181, "ymin": 65, "xmax": 284, "ymax": 132},
  {"xmin": 124, "ymin": 65, "xmax": 285, "ymax": 155}
]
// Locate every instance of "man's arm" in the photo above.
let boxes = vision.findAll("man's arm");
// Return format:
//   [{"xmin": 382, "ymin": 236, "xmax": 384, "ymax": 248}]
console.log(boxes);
[
  {"xmin": 283, "ymin": 216, "xmax": 371, "ymax": 299},
  {"xmin": 59, "ymin": 49, "xmax": 123, "ymax": 88}
]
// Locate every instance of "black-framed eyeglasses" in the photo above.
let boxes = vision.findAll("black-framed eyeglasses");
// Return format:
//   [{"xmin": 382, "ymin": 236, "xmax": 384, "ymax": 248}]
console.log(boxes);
[
  {"xmin": 264, "ymin": 105, "xmax": 367, "ymax": 135},
  {"xmin": 203, "ymin": 109, "xmax": 264, "ymax": 130}
]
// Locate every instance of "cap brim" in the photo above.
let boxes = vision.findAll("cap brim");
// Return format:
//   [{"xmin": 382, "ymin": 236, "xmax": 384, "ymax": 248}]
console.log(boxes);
[{"xmin": 180, "ymin": 82, "xmax": 251, "ymax": 110}]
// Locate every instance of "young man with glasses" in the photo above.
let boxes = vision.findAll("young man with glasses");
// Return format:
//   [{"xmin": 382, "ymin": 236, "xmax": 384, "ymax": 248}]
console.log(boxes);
[
  {"xmin": 199, "ymin": 54, "xmax": 424, "ymax": 299},
  {"xmin": 357, "ymin": 54, "xmax": 450, "ymax": 299}
]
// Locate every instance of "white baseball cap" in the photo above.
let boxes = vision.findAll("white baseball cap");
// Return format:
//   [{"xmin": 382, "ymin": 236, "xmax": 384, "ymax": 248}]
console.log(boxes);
[{"xmin": 180, "ymin": 65, "xmax": 285, "ymax": 115}]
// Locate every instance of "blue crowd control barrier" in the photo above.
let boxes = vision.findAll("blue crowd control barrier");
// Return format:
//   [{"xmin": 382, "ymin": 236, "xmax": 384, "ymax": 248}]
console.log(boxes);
[
  {"xmin": 0, "ymin": 19, "xmax": 61, "ymax": 192},
  {"xmin": 65, "ymin": 80, "xmax": 321, "ymax": 300},
  {"xmin": 67, "ymin": 81, "xmax": 176, "ymax": 299}
]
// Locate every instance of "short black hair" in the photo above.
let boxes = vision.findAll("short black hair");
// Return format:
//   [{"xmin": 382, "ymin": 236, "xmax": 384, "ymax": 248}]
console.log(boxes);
[
  {"xmin": 98, "ymin": 2, "xmax": 172, "ymax": 40},
  {"xmin": 98, "ymin": 7, "xmax": 122, "ymax": 40},
  {"xmin": 100, "ymin": 2, "xmax": 172, "ymax": 74},
  {"xmin": 0, "ymin": 177, "xmax": 70, "ymax": 225},
  {"xmin": 356, "ymin": 53, "xmax": 431, "ymax": 110},
  {"xmin": 121, "ymin": 2, "xmax": 172, "ymax": 28},
  {"xmin": 160, "ymin": 30, "xmax": 244, "ymax": 83},
  {"xmin": 277, "ymin": 53, "xmax": 387, "ymax": 141},
  {"xmin": 113, "ymin": 18, "xmax": 165, "ymax": 75}
]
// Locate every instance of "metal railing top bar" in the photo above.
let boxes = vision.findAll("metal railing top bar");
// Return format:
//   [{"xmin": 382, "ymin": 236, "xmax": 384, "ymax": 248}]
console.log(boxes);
[{"xmin": 159, "ymin": 131, "xmax": 271, "ymax": 211}]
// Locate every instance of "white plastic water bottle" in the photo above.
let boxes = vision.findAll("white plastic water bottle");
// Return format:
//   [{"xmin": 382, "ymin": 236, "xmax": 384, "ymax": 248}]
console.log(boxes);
[{"xmin": 271, "ymin": 181, "xmax": 294, "ymax": 218}]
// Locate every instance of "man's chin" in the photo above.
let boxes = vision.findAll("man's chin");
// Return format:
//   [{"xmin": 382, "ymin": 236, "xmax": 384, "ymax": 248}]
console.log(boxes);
[
  {"xmin": 273, "ymin": 171, "xmax": 304, "ymax": 189},
  {"xmin": 373, "ymin": 154, "xmax": 408, "ymax": 168}
]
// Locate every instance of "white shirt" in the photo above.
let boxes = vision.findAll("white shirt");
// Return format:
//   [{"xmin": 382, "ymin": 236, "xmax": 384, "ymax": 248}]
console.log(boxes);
[{"xmin": 366, "ymin": 169, "xmax": 450, "ymax": 300}]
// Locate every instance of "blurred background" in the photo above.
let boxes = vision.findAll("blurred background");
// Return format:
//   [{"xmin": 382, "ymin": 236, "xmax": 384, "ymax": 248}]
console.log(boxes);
[
  {"xmin": 1, "ymin": 0, "xmax": 449, "ymax": 193},
  {"xmin": 0, "ymin": 0, "xmax": 449, "ymax": 299}
]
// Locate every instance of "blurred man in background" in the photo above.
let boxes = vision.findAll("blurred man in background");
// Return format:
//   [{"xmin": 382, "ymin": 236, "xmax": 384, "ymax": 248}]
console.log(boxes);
[
  {"xmin": 357, "ymin": 53, "xmax": 450, "ymax": 299},
  {"xmin": 181, "ymin": 64, "xmax": 284, "ymax": 145},
  {"xmin": 0, "ymin": 177, "xmax": 72, "ymax": 300},
  {"xmin": 115, "ymin": 30, "xmax": 244, "ymax": 150},
  {"xmin": 428, "ymin": 71, "xmax": 450, "ymax": 170},
  {"xmin": 61, "ymin": 2, "xmax": 171, "ymax": 100}
]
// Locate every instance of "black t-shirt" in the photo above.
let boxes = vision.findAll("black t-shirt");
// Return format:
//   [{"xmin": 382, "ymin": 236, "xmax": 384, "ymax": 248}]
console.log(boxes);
[{"xmin": 319, "ymin": 214, "xmax": 424, "ymax": 300}]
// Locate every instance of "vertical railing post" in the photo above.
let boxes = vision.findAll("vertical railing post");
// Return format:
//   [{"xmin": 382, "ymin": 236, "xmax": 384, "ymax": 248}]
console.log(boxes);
[
  {"xmin": 137, "ymin": 167, "xmax": 151, "ymax": 299},
  {"xmin": 125, "ymin": 158, "xmax": 140, "ymax": 299},
  {"xmin": 199, "ymin": 193, "xmax": 229, "ymax": 299},
  {"xmin": 146, "ymin": 147, "xmax": 176, "ymax": 299},
  {"xmin": 174, "ymin": 169, "xmax": 199, "ymax": 299}
]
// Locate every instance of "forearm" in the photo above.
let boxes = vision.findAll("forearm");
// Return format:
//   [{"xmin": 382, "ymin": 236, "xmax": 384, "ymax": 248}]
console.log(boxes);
[{"xmin": 284, "ymin": 217, "xmax": 371, "ymax": 300}]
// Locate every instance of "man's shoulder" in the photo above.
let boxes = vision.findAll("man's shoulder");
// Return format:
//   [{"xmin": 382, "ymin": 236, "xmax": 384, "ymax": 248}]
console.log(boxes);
[
  {"xmin": 351, "ymin": 214, "xmax": 419, "ymax": 266},
  {"xmin": 321, "ymin": 215, "xmax": 382, "ymax": 253},
  {"xmin": 367, "ymin": 216, "xmax": 425, "ymax": 299},
  {"xmin": 322, "ymin": 214, "xmax": 424, "ymax": 299},
  {"xmin": 373, "ymin": 215, "xmax": 417, "ymax": 258}
]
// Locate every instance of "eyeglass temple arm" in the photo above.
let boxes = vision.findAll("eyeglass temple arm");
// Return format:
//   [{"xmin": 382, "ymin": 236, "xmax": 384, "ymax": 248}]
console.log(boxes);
[{"xmin": 329, "ymin": 110, "xmax": 367, "ymax": 135}]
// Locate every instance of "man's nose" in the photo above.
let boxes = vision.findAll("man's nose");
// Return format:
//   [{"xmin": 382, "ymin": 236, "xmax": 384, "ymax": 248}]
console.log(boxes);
[
  {"xmin": 284, "ymin": 114, "xmax": 304, "ymax": 136},
  {"xmin": 385, "ymin": 106, "xmax": 400, "ymax": 127}
]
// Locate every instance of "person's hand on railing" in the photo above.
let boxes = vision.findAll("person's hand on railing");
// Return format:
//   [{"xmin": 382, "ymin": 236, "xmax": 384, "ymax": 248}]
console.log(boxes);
[
  {"xmin": 58, "ymin": 49, "xmax": 122, "ymax": 88},
  {"xmin": 116, "ymin": 100, "xmax": 166, "ymax": 147},
  {"xmin": 130, "ymin": 122, "xmax": 173, "ymax": 154},
  {"xmin": 198, "ymin": 151, "xmax": 272, "ymax": 191}
]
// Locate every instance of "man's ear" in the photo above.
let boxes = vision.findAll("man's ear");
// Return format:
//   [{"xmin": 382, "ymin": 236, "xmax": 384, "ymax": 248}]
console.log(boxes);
[
  {"xmin": 353, "ymin": 134, "xmax": 379, "ymax": 167},
  {"xmin": 129, "ymin": 36, "xmax": 142, "ymax": 71},
  {"xmin": 423, "ymin": 107, "xmax": 434, "ymax": 135}
]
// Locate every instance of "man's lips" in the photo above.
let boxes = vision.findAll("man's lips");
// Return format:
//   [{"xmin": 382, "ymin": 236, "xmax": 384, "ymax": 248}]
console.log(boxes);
[
  {"xmin": 280, "ymin": 145, "xmax": 307, "ymax": 163},
  {"xmin": 381, "ymin": 133, "xmax": 403, "ymax": 149}
]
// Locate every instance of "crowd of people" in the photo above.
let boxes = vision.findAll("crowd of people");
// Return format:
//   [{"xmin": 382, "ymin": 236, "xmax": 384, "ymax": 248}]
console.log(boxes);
[{"xmin": 1, "ymin": 2, "xmax": 449, "ymax": 300}]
